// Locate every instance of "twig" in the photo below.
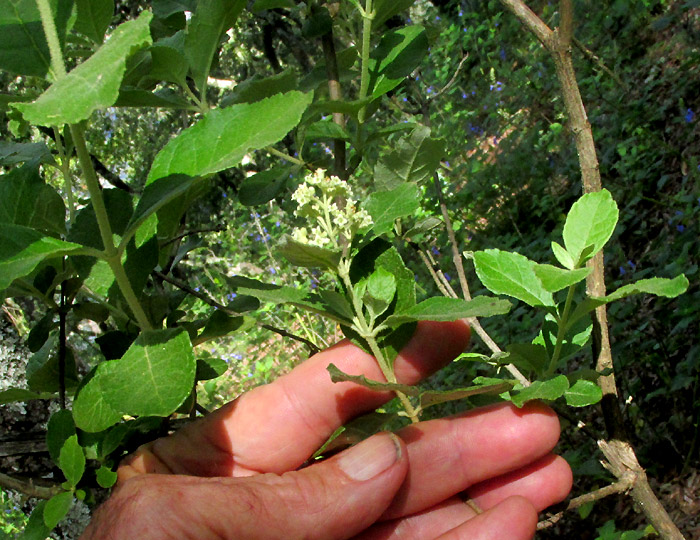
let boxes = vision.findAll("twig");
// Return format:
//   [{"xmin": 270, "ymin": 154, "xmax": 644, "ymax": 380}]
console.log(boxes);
[
  {"xmin": 154, "ymin": 271, "xmax": 320, "ymax": 354},
  {"xmin": 572, "ymin": 37, "xmax": 628, "ymax": 90},
  {"xmin": 431, "ymin": 53, "xmax": 470, "ymax": 99},
  {"xmin": 0, "ymin": 472, "xmax": 62, "ymax": 500}
]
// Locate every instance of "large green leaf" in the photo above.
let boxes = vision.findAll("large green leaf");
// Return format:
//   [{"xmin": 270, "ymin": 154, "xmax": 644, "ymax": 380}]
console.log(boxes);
[
  {"xmin": 364, "ymin": 182, "xmax": 420, "ymax": 235},
  {"xmin": 97, "ymin": 329, "xmax": 196, "ymax": 417},
  {"xmin": 184, "ymin": 0, "xmax": 246, "ymax": 94},
  {"xmin": 19, "ymin": 500, "xmax": 50, "ymax": 540},
  {"xmin": 74, "ymin": 0, "xmax": 115, "ymax": 44},
  {"xmin": 0, "ymin": 141, "xmax": 53, "ymax": 165},
  {"xmin": 14, "ymin": 11, "xmax": 153, "ymax": 126},
  {"xmin": 0, "ymin": 225, "xmax": 86, "ymax": 291},
  {"xmin": 368, "ymin": 25, "xmax": 428, "ymax": 98},
  {"xmin": 0, "ymin": 0, "xmax": 73, "ymax": 76},
  {"xmin": 374, "ymin": 125, "xmax": 445, "ymax": 190},
  {"xmin": 384, "ymin": 296, "xmax": 512, "ymax": 326},
  {"xmin": 148, "ymin": 91, "xmax": 312, "ymax": 183},
  {"xmin": 46, "ymin": 409, "xmax": 75, "ymax": 464},
  {"xmin": 238, "ymin": 166, "xmax": 290, "ymax": 206},
  {"xmin": 510, "ymin": 375, "xmax": 569, "ymax": 407},
  {"xmin": 562, "ymin": 189, "xmax": 618, "ymax": 266},
  {"xmin": 0, "ymin": 163, "xmax": 66, "ymax": 234},
  {"xmin": 473, "ymin": 249, "xmax": 554, "ymax": 307},
  {"xmin": 278, "ymin": 236, "xmax": 342, "ymax": 270},
  {"xmin": 149, "ymin": 32, "xmax": 188, "ymax": 86},
  {"xmin": 222, "ymin": 68, "xmax": 298, "ymax": 106}
]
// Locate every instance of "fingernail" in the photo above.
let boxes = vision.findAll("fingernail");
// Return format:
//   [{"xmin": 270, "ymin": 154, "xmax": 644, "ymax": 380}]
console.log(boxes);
[{"xmin": 337, "ymin": 433, "xmax": 401, "ymax": 481}]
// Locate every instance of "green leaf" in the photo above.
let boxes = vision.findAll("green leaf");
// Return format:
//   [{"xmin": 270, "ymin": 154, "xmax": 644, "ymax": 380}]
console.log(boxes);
[
  {"xmin": 14, "ymin": 11, "xmax": 154, "ymax": 126},
  {"xmin": 43, "ymin": 491, "xmax": 73, "ymax": 529},
  {"xmin": 533, "ymin": 264, "xmax": 591, "ymax": 293},
  {"xmin": 567, "ymin": 275, "xmax": 689, "ymax": 329},
  {"xmin": 0, "ymin": 0, "xmax": 73, "ymax": 76},
  {"xmin": 153, "ymin": 0, "xmax": 196, "ymax": 19},
  {"xmin": 252, "ymin": 0, "xmax": 295, "ymax": 11},
  {"xmin": 419, "ymin": 382, "xmax": 514, "ymax": 410},
  {"xmin": 222, "ymin": 68, "xmax": 298, "ymax": 106},
  {"xmin": 311, "ymin": 412, "xmax": 398, "ymax": 459},
  {"xmin": 473, "ymin": 249, "xmax": 554, "ymax": 307},
  {"xmin": 96, "ymin": 465, "xmax": 118, "ymax": 488},
  {"xmin": 26, "ymin": 336, "xmax": 79, "ymax": 393},
  {"xmin": 196, "ymin": 310, "xmax": 250, "ymax": 344},
  {"xmin": 384, "ymin": 295, "xmax": 512, "ymax": 326},
  {"xmin": 59, "ymin": 434, "xmax": 85, "ymax": 487},
  {"xmin": 564, "ymin": 379, "xmax": 603, "ymax": 407},
  {"xmin": 19, "ymin": 500, "xmax": 50, "ymax": 540},
  {"xmin": 0, "ymin": 141, "xmax": 53, "ymax": 165},
  {"xmin": 97, "ymin": 329, "xmax": 196, "ymax": 417},
  {"xmin": 373, "ymin": 0, "xmax": 415, "ymax": 26},
  {"xmin": 148, "ymin": 91, "xmax": 312, "ymax": 183},
  {"xmin": 368, "ymin": 25, "xmax": 428, "ymax": 98},
  {"xmin": 46, "ymin": 409, "xmax": 75, "ymax": 464},
  {"xmin": 184, "ymin": 0, "xmax": 246, "ymax": 94},
  {"xmin": 72, "ymin": 366, "xmax": 123, "ymax": 432},
  {"xmin": 327, "ymin": 363, "xmax": 418, "ymax": 395},
  {"xmin": 551, "ymin": 241, "xmax": 575, "ymax": 270},
  {"xmin": 239, "ymin": 166, "xmax": 290, "ymax": 206},
  {"xmin": 68, "ymin": 188, "xmax": 133, "ymax": 250},
  {"xmin": 366, "ymin": 267, "xmax": 397, "ymax": 309},
  {"xmin": 305, "ymin": 119, "xmax": 352, "ymax": 141},
  {"xmin": 506, "ymin": 343, "xmax": 549, "ymax": 374},
  {"xmin": 74, "ymin": 0, "xmax": 115, "ymax": 43},
  {"xmin": 563, "ymin": 189, "xmax": 619, "ymax": 266},
  {"xmin": 0, "ymin": 163, "xmax": 66, "ymax": 235},
  {"xmin": 510, "ymin": 375, "xmax": 569, "ymax": 407},
  {"xmin": 0, "ymin": 387, "xmax": 53, "ymax": 404},
  {"xmin": 278, "ymin": 236, "xmax": 342, "ymax": 270},
  {"xmin": 115, "ymin": 87, "xmax": 196, "ymax": 109},
  {"xmin": 149, "ymin": 32, "xmax": 188, "ymax": 86},
  {"xmin": 124, "ymin": 174, "xmax": 198, "ymax": 245},
  {"xmin": 374, "ymin": 125, "xmax": 445, "ymax": 190},
  {"xmin": 196, "ymin": 357, "xmax": 229, "ymax": 380},
  {"xmin": 318, "ymin": 290, "xmax": 355, "ymax": 321},
  {"xmin": 364, "ymin": 182, "xmax": 420, "ymax": 235}
]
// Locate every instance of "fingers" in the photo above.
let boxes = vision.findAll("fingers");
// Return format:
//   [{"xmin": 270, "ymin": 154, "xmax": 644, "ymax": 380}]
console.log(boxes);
[
  {"xmin": 121, "ymin": 320, "xmax": 470, "ymax": 478},
  {"xmin": 359, "ymin": 453, "xmax": 571, "ymax": 539},
  {"xmin": 87, "ymin": 433, "xmax": 408, "ymax": 540},
  {"xmin": 382, "ymin": 402, "xmax": 562, "ymax": 519},
  {"xmin": 435, "ymin": 497, "xmax": 538, "ymax": 540}
]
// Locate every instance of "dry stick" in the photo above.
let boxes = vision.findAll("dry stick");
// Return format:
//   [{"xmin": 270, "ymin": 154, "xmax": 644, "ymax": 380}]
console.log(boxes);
[
  {"xmin": 0, "ymin": 472, "xmax": 62, "ymax": 500},
  {"xmin": 498, "ymin": 1, "xmax": 685, "ymax": 537},
  {"xmin": 153, "ymin": 271, "xmax": 320, "ymax": 355},
  {"xmin": 431, "ymin": 174, "xmax": 530, "ymax": 386}
]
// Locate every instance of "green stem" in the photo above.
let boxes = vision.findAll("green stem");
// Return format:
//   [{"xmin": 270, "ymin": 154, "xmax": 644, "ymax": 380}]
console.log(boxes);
[
  {"xmin": 36, "ymin": 0, "xmax": 67, "ymax": 79},
  {"xmin": 70, "ymin": 124, "xmax": 153, "ymax": 331},
  {"xmin": 265, "ymin": 146, "xmax": 307, "ymax": 167},
  {"xmin": 357, "ymin": 0, "xmax": 374, "ymax": 125},
  {"xmin": 546, "ymin": 284, "xmax": 577, "ymax": 376},
  {"xmin": 53, "ymin": 127, "xmax": 75, "ymax": 224}
]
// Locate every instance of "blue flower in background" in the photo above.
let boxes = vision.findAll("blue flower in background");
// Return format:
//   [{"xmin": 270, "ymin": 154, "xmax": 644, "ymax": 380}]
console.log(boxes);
[
  {"xmin": 233, "ymin": 353, "xmax": 243, "ymax": 360},
  {"xmin": 254, "ymin": 234, "xmax": 262, "ymax": 241},
  {"xmin": 431, "ymin": 246, "xmax": 440, "ymax": 256},
  {"xmin": 461, "ymin": 92, "xmax": 467, "ymax": 99},
  {"xmin": 489, "ymin": 81, "xmax": 504, "ymax": 92},
  {"xmin": 500, "ymin": 48, "xmax": 506, "ymax": 61},
  {"xmin": 628, "ymin": 260, "xmax": 636, "ymax": 271},
  {"xmin": 276, "ymin": 221, "xmax": 281, "ymax": 227},
  {"xmin": 685, "ymin": 108, "xmax": 695, "ymax": 123},
  {"xmin": 677, "ymin": 224, "xmax": 685, "ymax": 232},
  {"xmin": 444, "ymin": 273, "xmax": 452, "ymax": 281},
  {"xmin": 269, "ymin": 267, "xmax": 276, "ymax": 275},
  {"xmin": 619, "ymin": 266, "xmax": 626, "ymax": 276}
]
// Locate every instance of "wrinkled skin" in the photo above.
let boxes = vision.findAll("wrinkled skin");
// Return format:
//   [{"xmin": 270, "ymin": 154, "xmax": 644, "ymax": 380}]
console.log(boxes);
[{"xmin": 81, "ymin": 321, "xmax": 572, "ymax": 540}]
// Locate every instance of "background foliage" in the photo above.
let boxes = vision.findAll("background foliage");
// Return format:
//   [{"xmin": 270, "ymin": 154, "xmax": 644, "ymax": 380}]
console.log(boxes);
[{"xmin": 0, "ymin": 0, "xmax": 698, "ymax": 538}]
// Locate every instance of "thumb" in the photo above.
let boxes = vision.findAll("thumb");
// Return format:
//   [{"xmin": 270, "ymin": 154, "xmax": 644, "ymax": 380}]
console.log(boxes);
[{"xmin": 82, "ymin": 433, "xmax": 407, "ymax": 540}]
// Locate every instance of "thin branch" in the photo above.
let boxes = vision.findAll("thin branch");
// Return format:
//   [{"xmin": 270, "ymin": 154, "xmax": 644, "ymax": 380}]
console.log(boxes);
[
  {"xmin": 161, "ymin": 227, "xmax": 227, "ymax": 247},
  {"xmin": 537, "ymin": 475, "xmax": 635, "ymax": 530},
  {"xmin": 431, "ymin": 53, "xmax": 470, "ymax": 100},
  {"xmin": 499, "ymin": 0, "xmax": 553, "ymax": 47},
  {"xmin": 154, "ymin": 271, "xmax": 320, "ymax": 354},
  {"xmin": 558, "ymin": 0, "xmax": 574, "ymax": 47},
  {"xmin": 572, "ymin": 37, "xmax": 628, "ymax": 90},
  {"xmin": 0, "ymin": 472, "xmax": 62, "ymax": 500}
]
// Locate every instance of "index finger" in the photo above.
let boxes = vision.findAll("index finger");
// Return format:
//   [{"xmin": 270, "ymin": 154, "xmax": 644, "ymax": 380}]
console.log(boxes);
[{"xmin": 120, "ymin": 320, "xmax": 470, "ymax": 480}]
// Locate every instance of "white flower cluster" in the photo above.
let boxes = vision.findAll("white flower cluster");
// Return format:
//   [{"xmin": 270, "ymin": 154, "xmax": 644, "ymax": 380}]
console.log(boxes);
[{"xmin": 291, "ymin": 169, "xmax": 373, "ymax": 249}]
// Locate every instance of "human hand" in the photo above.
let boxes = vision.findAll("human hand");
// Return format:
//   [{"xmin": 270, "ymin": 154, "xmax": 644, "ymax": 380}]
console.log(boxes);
[{"xmin": 80, "ymin": 320, "xmax": 572, "ymax": 540}]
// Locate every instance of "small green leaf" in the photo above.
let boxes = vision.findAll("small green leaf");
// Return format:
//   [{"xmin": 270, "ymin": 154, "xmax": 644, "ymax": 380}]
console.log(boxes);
[
  {"xmin": 46, "ymin": 409, "xmax": 75, "ymax": 464},
  {"xmin": 96, "ymin": 465, "xmax": 118, "ymax": 488},
  {"xmin": 364, "ymin": 183, "xmax": 420, "ymax": 235},
  {"xmin": 311, "ymin": 411, "xmax": 398, "ymax": 459},
  {"xmin": 327, "ymin": 363, "xmax": 419, "ymax": 395},
  {"xmin": 74, "ymin": 0, "xmax": 114, "ymax": 43},
  {"xmin": 185, "ymin": 0, "xmax": 246, "ymax": 94},
  {"xmin": 533, "ymin": 264, "xmax": 591, "ymax": 293},
  {"xmin": 365, "ymin": 267, "xmax": 397, "ymax": 316},
  {"xmin": 278, "ymin": 236, "xmax": 342, "ymax": 270},
  {"xmin": 19, "ymin": 500, "xmax": 50, "ymax": 539},
  {"xmin": 373, "ymin": 0, "xmax": 415, "ymax": 26},
  {"xmin": 196, "ymin": 357, "xmax": 229, "ymax": 380},
  {"xmin": 419, "ymin": 382, "xmax": 514, "ymax": 410},
  {"xmin": 59, "ymin": 435, "xmax": 85, "ymax": 487},
  {"xmin": 384, "ymin": 296, "xmax": 511, "ymax": 326},
  {"xmin": 196, "ymin": 310, "xmax": 250, "ymax": 344},
  {"xmin": 222, "ymin": 68, "xmax": 298, "ymax": 106},
  {"xmin": 304, "ymin": 119, "xmax": 352, "ymax": 141},
  {"xmin": 14, "ymin": 12, "xmax": 153, "ymax": 126},
  {"xmin": 563, "ymin": 189, "xmax": 619, "ymax": 266},
  {"xmin": 43, "ymin": 491, "xmax": 73, "ymax": 529},
  {"xmin": 506, "ymin": 343, "xmax": 549, "ymax": 374},
  {"xmin": 510, "ymin": 375, "xmax": 569, "ymax": 407},
  {"xmin": 473, "ymin": 249, "xmax": 554, "ymax": 307},
  {"xmin": 239, "ymin": 166, "xmax": 290, "ymax": 206},
  {"xmin": 374, "ymin": 125, "xmax": 445, "ymax": 190},
  {"xmin": 26, "ymin": 337, "xmax": 79, "ymax": 393},
  {"xmin": 551, "ymin": 241, "xmax": 575, "ymax": 270},
  {"xmin": 149, "ymin": 34, "xmax": 189, "ymax": 86},
  {"xmin": 97, "ymin": 329, "xmax": 196, "ymax": 417},
  {"xmin": 564, "ymin": 379, "xmax": 603, "ymax": 407},
  {"xmin": 72, "ymin": 366, "xmax": 123, "ymax": 432},
  {"xmin": 0, "ymin": 387, "xmax": 53, "ymax": 404},
  {"xmin": 148, "ymin": 92, "xmax": 312, "ymax": 183},
  {"xmin": 368, "ymin": 25, "xmax": 428, "ymax": 98}
]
